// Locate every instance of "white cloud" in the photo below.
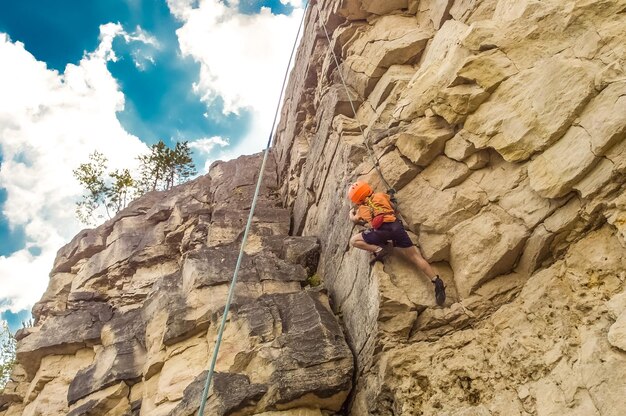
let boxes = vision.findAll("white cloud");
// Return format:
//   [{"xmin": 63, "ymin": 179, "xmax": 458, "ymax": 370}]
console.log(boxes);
[
  {"xmin": 280, "ymin": 0, "xmax": 304, "ymax": 7},
  {"xmin": 189, "ymin": 136, "xmax": 229, "ymax": 154},
  {"xmin": 189, "ymin": 136, "xmax": 230, "ymax": 174},
  {"xmin": 123, "ymin": 25, "xmax": 159, "ymax": 46},
  {"xmin": 167, "ymin": 0, "xmax": 199, "ymax": 20},
  {"xmin": 0, "ymin": 249, "xmax": 52, "ymax": 313},
  {"xmin": 169, "ymin": 0, "xmax": 305, "ymax": 158},
  {"xmin": 0, "ymin": 26, "xmax": 151, "ymax": 313}
]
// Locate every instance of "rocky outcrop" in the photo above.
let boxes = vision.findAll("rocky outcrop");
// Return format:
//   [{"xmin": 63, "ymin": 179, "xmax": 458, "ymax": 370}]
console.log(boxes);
[
  {"xmin": 0, "ymin": 154, "xmax": 353, "ymax": 415},
  {"xmin": 273, "ymin": 0, "xmax": 626, "ymax": 414},
  {"xmin": 3, "ymin": 0, "xmax": 626, "ymax": 415}
]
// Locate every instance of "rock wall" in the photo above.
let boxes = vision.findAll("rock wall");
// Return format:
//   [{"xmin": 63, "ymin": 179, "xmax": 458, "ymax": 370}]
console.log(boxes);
[
  {"xmin": 0, "ymin": 154, "xmax": 353, "ymax": 415},
  {"xmin": 273, "ymin": 0, "xmax": 626, "ymax": 414},
  {"xmin": 3, "ymin": 0, "xmax": 626, "ymax": 415}
]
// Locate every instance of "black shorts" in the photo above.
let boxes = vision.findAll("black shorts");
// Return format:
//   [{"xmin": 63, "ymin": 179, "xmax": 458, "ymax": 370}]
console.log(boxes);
[{"xmin": 361, "ymin": 220, "xmax": 413, "ymax": 248}]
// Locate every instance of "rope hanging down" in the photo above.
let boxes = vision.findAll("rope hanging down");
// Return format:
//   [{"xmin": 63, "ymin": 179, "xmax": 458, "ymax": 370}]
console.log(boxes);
[
  {"xmin": 196, "ymin": 4, "xmax": 309, "ymax": 415},
  {"xmin": 313, "ymin": 4, "xmax": 393, "ymax": 192}
]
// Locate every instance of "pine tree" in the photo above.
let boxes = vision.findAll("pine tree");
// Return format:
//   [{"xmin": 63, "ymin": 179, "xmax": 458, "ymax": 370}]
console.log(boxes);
[
  {"xmin": 137, "ymin": 140, "xmax": 169, "ymax": 192},
  {"xmin": 170, "ymin": 141, "xmax": 196, "ymax": 188},
  {"xmin": 137, "ymin": 140, "xmax": 196, "ymax": 192}
]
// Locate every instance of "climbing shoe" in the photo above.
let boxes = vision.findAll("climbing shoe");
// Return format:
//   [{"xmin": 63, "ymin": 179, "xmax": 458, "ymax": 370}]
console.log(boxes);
[
  {"xmin": 432, "ymin": 276, "xmax": 446, "ymax": 306},
  {"xmin": 369, "ymin": 246, "xmax": 390, "ymax": 265}
]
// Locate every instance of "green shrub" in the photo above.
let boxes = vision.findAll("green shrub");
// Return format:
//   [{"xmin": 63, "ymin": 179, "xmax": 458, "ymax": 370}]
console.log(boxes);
[{"xmin": 307, "ymin": 273, "xmax": 321, "ymax": 287}]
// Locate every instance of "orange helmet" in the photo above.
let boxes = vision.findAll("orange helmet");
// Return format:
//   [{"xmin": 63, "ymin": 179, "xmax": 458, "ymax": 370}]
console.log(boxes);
[{"xmin": 348, "ymin": 181, "xmax": 372, "ymax": 204}]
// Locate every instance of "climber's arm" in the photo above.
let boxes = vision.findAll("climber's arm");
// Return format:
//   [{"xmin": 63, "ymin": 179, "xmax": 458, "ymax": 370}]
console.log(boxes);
[
  {"xmin": 349, "ymin": 207, "xmax": 367, "ymax": 225},
  {"xmin": 349, "ymin": 207, "xmax": 360, "ymax": 224}
]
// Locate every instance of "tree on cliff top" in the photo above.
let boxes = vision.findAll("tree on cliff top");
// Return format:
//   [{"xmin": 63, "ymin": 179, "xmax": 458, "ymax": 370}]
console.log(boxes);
[
  {"xmin": 0, "ymin": 321, "xmax": 16, "ymax": 391},
  {"xmin": 136, "ymin": 140, "xmax": 196, "ymax": 193},
  {"xmin": 74, "ymin": 140, "xmax": 196, "ymax": 226},
  {"xmin": 73, "ymin": 151, "xmax": 138, "ymax": 226}
]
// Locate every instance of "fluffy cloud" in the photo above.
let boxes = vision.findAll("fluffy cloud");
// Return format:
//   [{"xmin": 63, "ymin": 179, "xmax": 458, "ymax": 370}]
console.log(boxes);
[
  {"xmin": 169, "ymin": 0, "xmax": 305, "ymax": 158},
  {"xmin": 189, "ymin": 136, "xmax": 230, "ymax": 171},
  {"xmin": 0, "ymin": 249, "xmax": 52, "ymax": 314},
  {"xmin": 0, "ymin": 26, "xmax": 150, "ymax": 312},
  {"xmin": 188, "ymin": 135, "xmax": 229, "ymax": 153}
]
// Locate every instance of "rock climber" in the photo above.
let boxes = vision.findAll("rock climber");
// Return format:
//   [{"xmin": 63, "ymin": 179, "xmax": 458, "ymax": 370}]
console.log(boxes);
[{"xmin": 347, "ymin": 181, "xmax": 446, "ymax": 306}]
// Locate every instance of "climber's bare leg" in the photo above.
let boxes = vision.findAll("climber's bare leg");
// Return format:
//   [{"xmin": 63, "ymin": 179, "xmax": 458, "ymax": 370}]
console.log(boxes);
[
  {"xmin": 350, "ymin": 233, "xmax": 380, "ymax": 253},
  {"xmin": 395, "ymin": 246, "xmax": 437, "ymax": 280}
]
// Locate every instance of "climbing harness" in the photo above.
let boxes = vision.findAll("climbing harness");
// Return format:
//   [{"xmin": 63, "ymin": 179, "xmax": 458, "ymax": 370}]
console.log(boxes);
[
  {"xmin": 196, "ymin": 3, "xmax": 309, "ymax": 415},
  {"xmin": 363, "ymin": 195, "xmax": 395, "ymax": 229}
]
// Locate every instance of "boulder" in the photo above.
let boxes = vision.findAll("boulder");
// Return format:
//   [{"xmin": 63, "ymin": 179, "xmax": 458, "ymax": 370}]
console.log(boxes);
[
  {"xmin": 394, "ymin": 20, "xmax": 471, "ymax": 121},
  {"xmin": 66, "ymin": 382, "xmax": 130, "ymax": 416},
  {"xmin": 67, "ymin": 309, "xmax": 146, "ymax": 405},
  {"xmin": 431, "ymin": 83, "xmax": 490, "ymax": 124},
  {"xmin": 376, "ymin": 149, "xmax": 419, "ymax": 190}
]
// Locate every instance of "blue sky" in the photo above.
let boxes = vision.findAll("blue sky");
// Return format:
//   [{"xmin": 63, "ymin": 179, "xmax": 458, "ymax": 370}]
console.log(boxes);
[
  {"xmin": 0, "ymin": 309, "xmax": 30, "ymax": 333},
  {"xmin": 0, "ymin": 0, "xmax": 295, "ymax": 147},
  {"xmin": 0, "ymin": 0, "xmax": 305, "ymax": 329},
  {"xmin": 0, "ymin": 189, "xmax": 25, "ymax": 256}
]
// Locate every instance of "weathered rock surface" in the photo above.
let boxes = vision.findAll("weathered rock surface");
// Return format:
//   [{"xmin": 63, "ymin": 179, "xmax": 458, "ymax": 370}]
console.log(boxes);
[
  {"xmin": 271, "ymin": 0, "xmax": 626, "ymax": 414},
  {"xmin": 1, "ymin": 154, "xmax": 352, "ymax": 415},
  {"xmin": 4, "ymin": 0, "xmax": 626, "ymax": 415}
]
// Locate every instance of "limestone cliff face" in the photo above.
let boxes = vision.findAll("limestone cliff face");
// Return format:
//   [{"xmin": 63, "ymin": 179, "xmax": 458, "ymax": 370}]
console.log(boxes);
[
  {"xmin": 0, "ymin": 155, "xmax": 353, "ymax": 415},
  {"xmin": 273, "ymin": 0, "xmax": 626, "ymax": 415},
  {"xmin": 3, "ymin": 0, "xmax": 626, "ymax": 415}
]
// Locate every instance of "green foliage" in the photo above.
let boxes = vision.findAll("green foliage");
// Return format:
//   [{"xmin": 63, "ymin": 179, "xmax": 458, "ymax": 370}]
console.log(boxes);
[
  {"xmin": 307, "ymin": 273, "xmax": 321, "ymax": 287},
  {"xmin": 137, "ymin": 140, "xmax": 197, "ymax": 193},
  {"xmin": 136, "ymin": 140, "xmax": 168, "ymax": 193},
  {"xmin": 0, "ymin": 321, "xmax": 16, "ymax": 391},
  {"xmin": 74, "ymin": 141, "xmax": 197, "ymax": 226},
  {"xmin": 74, "ymin": 151, "xmax": 108, "ymax": 225},
  {"xmin": 106, "ymin": 169, "xmax": 136, "ymax": 214},
  {"xmin": 169, "ymin": 141, "xmax": 196, "ymax": 188}
]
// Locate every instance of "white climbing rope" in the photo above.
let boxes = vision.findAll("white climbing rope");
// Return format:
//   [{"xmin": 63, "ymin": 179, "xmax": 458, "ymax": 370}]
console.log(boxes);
[
  {"xmin": 312, "ymin": 4, "xmax": 393, "ymax": 191},
  {"xmin": 196, "ymin": 3, "xmax": 309, "ymax": 415}
]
